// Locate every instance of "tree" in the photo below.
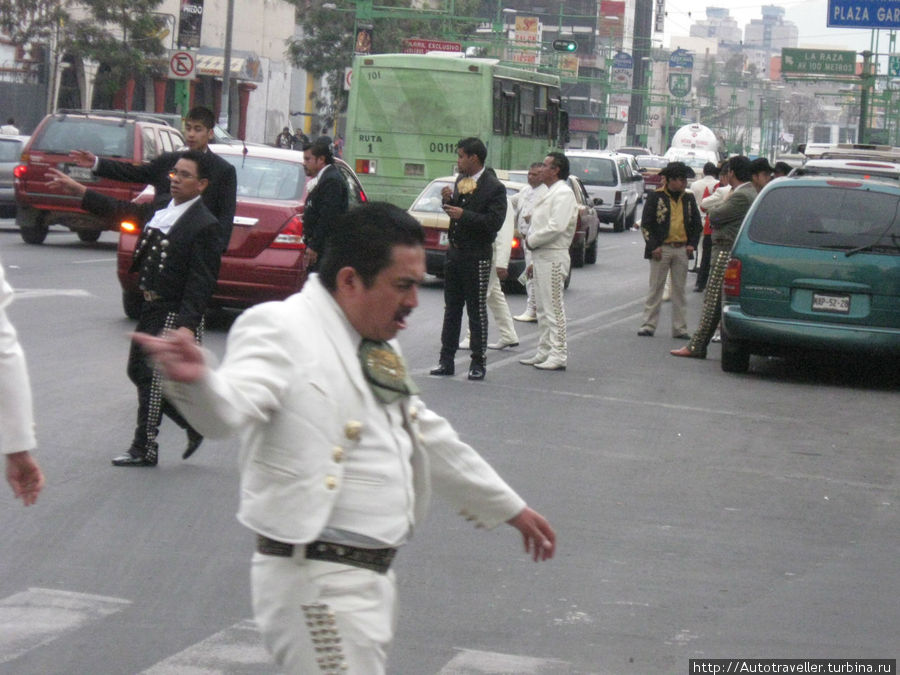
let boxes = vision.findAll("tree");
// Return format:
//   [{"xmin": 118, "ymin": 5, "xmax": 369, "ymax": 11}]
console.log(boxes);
[{"xmin": 0, "ymin": 0, "xmax": 64, "ymax": 47}]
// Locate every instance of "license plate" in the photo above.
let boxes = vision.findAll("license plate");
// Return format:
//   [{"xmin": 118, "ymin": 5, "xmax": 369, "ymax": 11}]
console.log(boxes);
[
  {"xmin": 66, "ymin": 165, "xmax": 94, "ymax": 182},
  {"xmin": 812, "ymin": 292, "xmax": 850, "ymax": 314},
  {"xmin": 438, "ymin": 231, "xmax": 449, "ymax": 247}
]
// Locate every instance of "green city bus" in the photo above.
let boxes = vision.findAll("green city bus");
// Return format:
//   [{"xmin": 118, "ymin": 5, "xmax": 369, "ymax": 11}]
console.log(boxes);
[{"xmin": 344, "ymin": 53, "xmax": 568, "ymax": 208}]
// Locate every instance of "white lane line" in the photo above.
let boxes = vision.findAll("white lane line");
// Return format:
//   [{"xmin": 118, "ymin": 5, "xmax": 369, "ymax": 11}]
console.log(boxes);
[
  {"xmin": 140, "ymin": 619, "xmax": 272, "ymax": 674},
  {"xmin": 13, "ymin": 289, "xmax": 93, "ymax": 299},
  {"xmin": 0, "ymin": 587, "xmax": 131, "ymax": 665},
  {"xmin": 438, "ymin": 648, "xmax": 571, "ymax": 674},
  {"xmin": 72, "ymin": 258, "xmax": 117, "ymax": 264}
]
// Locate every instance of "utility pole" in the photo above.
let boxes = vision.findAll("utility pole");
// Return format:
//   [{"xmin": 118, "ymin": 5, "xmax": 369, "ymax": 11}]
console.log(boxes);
[{"xmin": 858, "ymin": 50, "xmax": 873, "ymax": 145}]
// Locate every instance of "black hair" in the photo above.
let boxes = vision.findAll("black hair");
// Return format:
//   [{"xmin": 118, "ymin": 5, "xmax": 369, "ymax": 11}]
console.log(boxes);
[
  {"xmin": 457, "ymin": 137, "xmax": 487, "ymax": 165},
  {"xmin": 703, "ymin": 162, "xmax": 718, "ymax": 176},
  {"xmin": 303, "ymin": 138, "xmax": 334, "ymax": 164},
  {"xmin": 546, "ymin": 151, "xmax": 570, "ymax": 180},
  {"xmin": 318, "ymin": 202, "xmax": 425, "ymax": 291},
  {"xmin": 773, "ymin": 161, "xmax": 792, "ymax": 176},
  {"xmin": 184, "ymin": 106, "xmax": 215, "ymax": 130},
  {"xmin": 729, "ymin": 156, "xmax": 753, "ymax": 182},
  {"xmin": 179, "ymin": 149, "xmax": 212, "ymax": 180}
]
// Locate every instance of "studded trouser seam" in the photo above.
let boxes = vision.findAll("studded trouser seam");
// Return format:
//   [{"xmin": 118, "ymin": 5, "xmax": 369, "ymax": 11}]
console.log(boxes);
[
  {"xmin": 689, "ymin": 248, "xmax": 730, "ymax": 354},
  {"xmin": 302, "ymin": 602, "xmax": 348, "ymax": 673}
]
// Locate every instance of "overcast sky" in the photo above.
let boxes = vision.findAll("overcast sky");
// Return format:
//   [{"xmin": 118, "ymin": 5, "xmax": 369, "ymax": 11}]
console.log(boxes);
[{"xmin": 661, "ymin": 0, "xmax": 884, "ymax": 53}]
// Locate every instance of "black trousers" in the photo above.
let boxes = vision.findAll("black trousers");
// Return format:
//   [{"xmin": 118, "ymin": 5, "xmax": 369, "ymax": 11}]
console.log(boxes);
[
  {"xmin": 695, "ymin": 233, "xmax": 713, "ymax": 289},
  {"xmin": 127, "ymin": 302, "xmax": 201, "ymax": 459},
  {"xmin": 439, "ymin": 248, "xmax": 492, "ymax": 366}
]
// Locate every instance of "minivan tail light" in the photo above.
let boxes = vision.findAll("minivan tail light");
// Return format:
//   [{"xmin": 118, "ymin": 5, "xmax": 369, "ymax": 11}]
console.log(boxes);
[
  {"xmin": 270, "ymin": 214, "xmax": 305, "ymax": 250},
  {"xmin": 13, "ymin": 164, "xmax": 27, "ymax": 179},
  {"xmin": 614, "ymin": 190, "xmax": 622, "ymax": 204},
  {"xmin": 723, "ymin": 258, "xmax": 741, "ymax": 297}
]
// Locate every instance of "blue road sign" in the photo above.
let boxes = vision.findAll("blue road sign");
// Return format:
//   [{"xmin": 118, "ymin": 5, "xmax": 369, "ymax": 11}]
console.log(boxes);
[
  {"xmin": 828, "ymin": 0, "xmax": 900, "ymax": 29},
  {"xmin": 669, "ymin": 48, "xmax": 694, "ymax": 70}
]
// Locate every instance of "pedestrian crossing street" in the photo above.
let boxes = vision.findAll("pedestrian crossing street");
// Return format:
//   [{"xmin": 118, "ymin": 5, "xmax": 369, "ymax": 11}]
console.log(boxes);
[{"xmin": 1, "ymin": 588, "xmax": 573, "ymax": 674}]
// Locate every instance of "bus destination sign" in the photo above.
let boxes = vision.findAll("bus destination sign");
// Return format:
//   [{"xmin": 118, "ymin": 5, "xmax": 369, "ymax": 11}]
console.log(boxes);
[{"xmin": 402, "ymin": 38, "xmax": 462, "ymax": 54}]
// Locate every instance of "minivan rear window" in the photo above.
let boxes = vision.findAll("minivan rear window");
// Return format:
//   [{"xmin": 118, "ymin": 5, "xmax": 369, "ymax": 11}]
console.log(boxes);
[
  {"xmin": 32, "ymin": 118, "xmax": 135, "ymax": 159},
  {"xmin": 568, "ymin": 157, "xmax": 616, "ymax": 186},
  {"xmin": 749, "ymin": 185, "xmax": 900, "ymax": 255},
  {"xmin": 0, "ymin": 139, "xmax": 23, "ymax": 162}
]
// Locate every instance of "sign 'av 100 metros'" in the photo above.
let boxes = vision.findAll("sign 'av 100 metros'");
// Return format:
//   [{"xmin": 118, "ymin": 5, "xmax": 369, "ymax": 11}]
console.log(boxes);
[
  {"xmin": 781, "ymin": 48, "xmax": 857, "ymax": 76},
  {"xmin": 828, "ymin": 0, "xmax": 900, "ymax": 29}
]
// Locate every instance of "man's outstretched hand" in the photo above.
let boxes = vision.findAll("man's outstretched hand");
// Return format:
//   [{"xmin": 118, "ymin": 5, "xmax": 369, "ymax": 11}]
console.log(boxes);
[{"xmin": 132, "ymin": 328, "xmax": 206, "ymax": 383}]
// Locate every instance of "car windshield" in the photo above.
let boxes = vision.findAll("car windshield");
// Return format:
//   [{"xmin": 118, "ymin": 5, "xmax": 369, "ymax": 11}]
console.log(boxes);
[
  {"xmin": 410, "ymin": 180, "xmax": 452, "ymax": 212},
  {"xmin": 567, "ymin": 157, "xmax": 616, "ymax": 186},
  {"xmin": 749, "ymin": 184, "xmax": 900, "ymax": 255},
  {"xmin": 32, "ymin": 118, "xmax": 134, "ymax": 158},
  {"xmin": 223, "ymin": 155, "xmax": 305, "ymax": 200},
  {"xmin": 636, "ymin": 156, "xmax": 667, "ymax": 169},
  {"xmin": 0, "ymin": 139, "xmax": 22, "ymax": 161}
]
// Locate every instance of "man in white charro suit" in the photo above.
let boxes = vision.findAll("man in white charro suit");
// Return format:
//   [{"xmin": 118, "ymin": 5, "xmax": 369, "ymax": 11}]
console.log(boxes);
[
  {"xmin": 519, "ymin": 152, "xmax": 577, "ymax": 371},
  {"xmin": 134, "ymin": 202, "xmax": 556, "ymax": 674}
]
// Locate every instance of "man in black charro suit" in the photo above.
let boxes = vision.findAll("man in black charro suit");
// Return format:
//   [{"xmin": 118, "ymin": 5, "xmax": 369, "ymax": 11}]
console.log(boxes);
[
  {"xmin": 429, "ymin": 137, "xmax": 507, "ymax": 381},
  {"xmin": 47, "ymin": 151, "xmax": 221, "ymax": 467},
  {"xmin": 70, "ymin": 106, "xmax": 236, "ymax": 252}
]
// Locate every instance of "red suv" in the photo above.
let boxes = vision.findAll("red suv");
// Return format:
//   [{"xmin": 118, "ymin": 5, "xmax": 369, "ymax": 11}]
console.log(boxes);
[{"xmin": 13, "ymin": 110, "xmax": 185, "ymax": 244}]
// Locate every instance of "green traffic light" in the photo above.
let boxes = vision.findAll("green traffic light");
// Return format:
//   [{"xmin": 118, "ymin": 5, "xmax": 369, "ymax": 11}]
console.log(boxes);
[{"xmin": 552, "ymin": 39, "xmax": 577, "ymax": 52}]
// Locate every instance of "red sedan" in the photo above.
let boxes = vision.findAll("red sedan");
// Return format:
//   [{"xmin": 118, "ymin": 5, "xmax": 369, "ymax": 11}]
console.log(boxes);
[{"xmin": 117, "ymin": 145, "xmax": 367, "ymax": 318}]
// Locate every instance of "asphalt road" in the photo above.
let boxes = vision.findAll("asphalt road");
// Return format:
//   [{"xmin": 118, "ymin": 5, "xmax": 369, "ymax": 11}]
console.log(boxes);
[{"xmin": 1, "ymin": 220, "xmax": 898, "ymax": 675}]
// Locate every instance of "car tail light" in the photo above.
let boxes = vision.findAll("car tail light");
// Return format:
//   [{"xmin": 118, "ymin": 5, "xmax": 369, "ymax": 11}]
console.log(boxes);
[
  {"xmin": 270, "ymin": 214, "xmax": 305, "ymax": 250},
  {"xmin": 614, "ymin": 190, "xmax": 622, "ymax": 204},
  {"xmin": 120, "ymin": 221, "xmax": 139, "ymax": 234},
  {"xmin": 13, "ymin": 164, "xmax": 27, "ymax": 179},
  {"xmin": 355, "ymin": 159, "xmax": 377, "ymax": 175},
  {"xmin": 723, "ymin": 258, "xmax": 741, "ymax": 297},
  {"xmin": 509, "ymin": 236, "xmax": 524, "ymax": 259}
]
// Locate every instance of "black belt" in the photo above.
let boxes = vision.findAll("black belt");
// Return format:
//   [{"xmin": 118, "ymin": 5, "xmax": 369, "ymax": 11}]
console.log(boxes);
[{"xmin": 256, "ymin": 535, "xmax": 397, "ymax": 574}]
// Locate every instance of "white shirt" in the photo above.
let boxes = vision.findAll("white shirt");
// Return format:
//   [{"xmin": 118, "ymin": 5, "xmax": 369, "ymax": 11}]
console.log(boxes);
[
  {"xmin": 145, "ymin": 195, "xmax": 201, "ymax": 234},
  {"xmin": 0, "ymin": 124, "xmax": 19, "ymax": 135},
  {"xmin": 510, "ymin": 183, "xmax": 548, "ymax": 237}
]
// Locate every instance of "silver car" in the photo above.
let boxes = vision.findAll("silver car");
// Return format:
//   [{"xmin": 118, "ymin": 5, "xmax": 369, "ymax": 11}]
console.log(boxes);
[
  {"xmin": 0, "ymin": 135, "xmax": 28, "ymax": 218},
  {"xmin": 565, "ymin": 150, "xmax": 644, "ymax": 232}
]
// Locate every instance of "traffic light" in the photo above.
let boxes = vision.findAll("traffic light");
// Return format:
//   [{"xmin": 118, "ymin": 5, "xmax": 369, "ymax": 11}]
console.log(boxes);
[{"xmin": 552, "ymin": 39, "xmax": 577, "ymax": 52}]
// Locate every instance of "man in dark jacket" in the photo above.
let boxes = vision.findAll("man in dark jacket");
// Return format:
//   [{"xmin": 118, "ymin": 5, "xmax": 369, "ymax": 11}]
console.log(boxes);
[
  {"xmin": 637, "ymin": 161, "xmax": 702, "ymax": 339},
  {"xmin": 301, "ymin": 137, "xmax": 349, "ymax": 269},
  {"xmin": 69, "ymin": 106, "xmax": 237, "ymax": 251},
  {"xmin": 429, "ymin": 137, "xmax": 507, "ymax": 381},
  {"xmin": 47, "ymin": 151, "xmax": 221, "ymax": 467}
]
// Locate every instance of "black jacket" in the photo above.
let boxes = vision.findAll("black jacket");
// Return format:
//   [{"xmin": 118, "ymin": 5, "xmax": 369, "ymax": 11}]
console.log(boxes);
[
  {"xmin": 95, "ymin": 150, "xmax": 237, "ymax": 251},
  {"xmin": 443, "ymin": 167, "xmax": 507, "ymax": 257},
  {"xmin": 640, "ymin": 188, "xmax": 702, "ymax": 259},
  {"xmin": 303, "ymin": 163, "xmax": 350, "ymax": 255},
  {"xmin": 82, "ymin": 190, "xmax": 221, "ymax": 330}
]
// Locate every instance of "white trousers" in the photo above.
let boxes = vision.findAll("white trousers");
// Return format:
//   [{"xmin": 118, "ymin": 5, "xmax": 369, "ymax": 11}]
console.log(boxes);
[
  {"xmin": 523, "ymin": 247, "xmax": 536, "ymax": 316},
  {"xmin": 531, "ymin": 248, "xmax": 570, "ymax": 363},
  {"xmin": 465, "ymin": 265, "xmax": 518, "ymax": 344},
  {"xmin": 252, "ymin": 552, "xmax": 397, "ymax": 674},
  {"xmin": 639, "ymin": 244, "xmax": 690, "ymax": 336}
]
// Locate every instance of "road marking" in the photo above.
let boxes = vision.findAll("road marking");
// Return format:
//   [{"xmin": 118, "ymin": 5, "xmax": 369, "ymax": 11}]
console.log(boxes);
[
  {"xmin": 0, "ymin": 587, "xmax": 131, "ymax": 664},
  {"xmin": 140, "ymin": 619, "xmax": 271, "ymax": 674},
  {"xmin": 13, "ymin": 289, "xmax": 93, "ymax": 299},
  {"xmin": 72, "ymin": 257, "xmax": 117, "ymax": 264},
  {"xmin": 438, "ymin": 648, "xmax": 571, "ymax": 674}
]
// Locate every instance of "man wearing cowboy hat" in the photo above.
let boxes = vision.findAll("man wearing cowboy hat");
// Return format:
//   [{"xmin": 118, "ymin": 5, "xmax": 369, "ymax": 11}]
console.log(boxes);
[{"xmin": 637, "ymin": 161, "xmax": 702, "ymax": 339}]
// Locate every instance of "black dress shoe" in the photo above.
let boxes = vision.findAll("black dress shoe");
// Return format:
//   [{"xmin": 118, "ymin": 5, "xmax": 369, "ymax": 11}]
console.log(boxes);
[
  {"xmin": 183, "ymin": 429, "xmax": 204, "ymax": 460},
  {"xmin": 111, "ymin": 453, "xmax": 157, "ymax": 467},
  {"xmin": 429, "ymin": 363, "xmax": 455, "ymax": 376},
  {"xmin": 467, "ymin": 364, "xmax": 486, "ymax": 381}
]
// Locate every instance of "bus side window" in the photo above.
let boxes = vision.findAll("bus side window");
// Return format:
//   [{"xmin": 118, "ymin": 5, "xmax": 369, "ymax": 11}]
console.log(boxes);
[{"xmin": 519, "ymin": 84, "xmax": 536, "ymax": 137}]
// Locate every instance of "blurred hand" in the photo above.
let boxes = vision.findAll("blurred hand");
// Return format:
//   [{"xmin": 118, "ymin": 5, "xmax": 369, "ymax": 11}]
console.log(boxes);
[
  {"xmin": 132, "ymin": 329, "xmax": 207, "ymax": 383},
  {"xmin": 6, "ymin": 451, "xmax": 44, "ymax": 506},
  {"xmin": 442, "ymin": 204, "xmax": 462, "ymax": 220},
  {"xmin": 651, "ymin": 247, "xmax": 662, "ymax": 261},
  {"xmin": 45, "ymin": 168, "xmax": 87, "ymax": 197},
  {"xmin": 440, "ymin": 185, "xmax": 453, "ymax": 201},
  {"xmin": 526, "ymin": 264, "xmax": 533, "ymax": 279},
  {"xmin": 69, "ymin": 150, "xmax": 96, "ymax": 168},
  {"xmin": 496, "ymin": 267, "xmax": 508, "ymax": 281},
  {"xmin": 507, "ymin": 507, "xmax": 555, "ymax": 562}
]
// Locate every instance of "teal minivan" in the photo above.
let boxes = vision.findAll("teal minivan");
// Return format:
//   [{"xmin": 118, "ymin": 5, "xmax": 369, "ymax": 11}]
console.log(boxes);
[{"xmin": 720, "ymin": 175, "xmax": 900, "ymax": 373}]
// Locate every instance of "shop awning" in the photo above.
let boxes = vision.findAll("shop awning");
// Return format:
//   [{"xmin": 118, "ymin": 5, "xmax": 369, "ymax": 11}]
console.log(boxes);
[{"xmin": 194, "ymin": 54, "xmax": 262, "ymax": 81}]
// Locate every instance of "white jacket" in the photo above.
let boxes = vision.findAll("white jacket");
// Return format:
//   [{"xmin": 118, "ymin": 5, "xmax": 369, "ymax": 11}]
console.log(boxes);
[
  {"xmin": 525, "ymin": 180, "xmax": 577, "ymax": 251},
  {"xmin": 165, "ymin": 276, "xmax": 526, "ymax": 544},
  {"xmin": 492, "ymin": 197, "xmax": 516, "ymax": 269},
  {"xmin": 0, "ymin": 262, "xmax": 36, "ymax": 454}
]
